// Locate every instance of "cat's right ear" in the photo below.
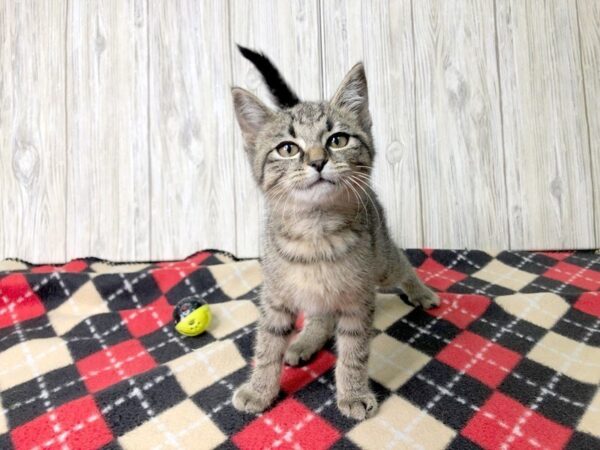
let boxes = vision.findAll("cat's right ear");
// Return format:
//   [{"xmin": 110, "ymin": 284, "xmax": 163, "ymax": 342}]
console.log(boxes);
[{"xmin": 232, "ymin": 87, "xmax": 273, "ymax": 148}]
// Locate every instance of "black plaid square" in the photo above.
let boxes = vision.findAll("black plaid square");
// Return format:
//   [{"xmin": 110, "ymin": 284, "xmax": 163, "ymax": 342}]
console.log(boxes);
[
  {"xmin": 447, "ymin": 275, "xmax": 515, "ymax": 296},
  {"xmin": 565, "ymin": 431, "xmax": 600, "ymax": 450},
  {"xmin": 386, "ymin": 309, "xmax": 461, "ymax": 357},
  {"xmin": 2, "ymin": 365, "xmax": 88, "ymax": 429},
  {"xmin": 140, "ymin": 325, "xmax": 215, "ymax": 365},
  {"xmin": 25, "ymin": 273, "xmax": 89, "ymax": 312},
  {"xmin": 499, "ymin": 358, "xmax": 597, "ymax": 428},
  {"xmin": 431, "ymin": 249, "xmax": 493, "ymax": 276},
  {"xmin": 65, "ymin": 313, "xmax": 133, "ymax": 360},
  {"xmin": 94, "ymin": 365, "xmax": 187, "ymax": 437},
  {"xmin": 496, "ymin": 251, "xmax": 561, "ymax": 275},
  {"xmin": 93, "ymin": 272, "xmax": 162, "ymax": 310},
  {"xmin": 293, "ymin": 368, "xmax": 358, "ymax": 434},
  {"xmin": 398, "ymin": 359, "xmax": 492, "ymax": 430},
  {"xmin": 521, "ymin": 275, "xmax": 587, "ymax": 297},
  {"xmin": 552, "ymin": 307, "xmax": 600, "ymax": 346},
  {"xmin": 0, "ymin": 315, "xmax": 56, "ymax": 353},
  {"xmin": 164, "ymin": 268, "xmax": 223, "ymax": 305},
  {"xmin": 191, "ymin": 366, "xmax": 252, "ymax": 437},
  {"xmin": 467, "ymin": 302, "xmax": 547, "ymax": 354}
]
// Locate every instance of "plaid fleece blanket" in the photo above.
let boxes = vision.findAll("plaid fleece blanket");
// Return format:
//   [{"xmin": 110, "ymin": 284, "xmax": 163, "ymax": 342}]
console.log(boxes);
[{"xmin": 0, "ymin": 249, "xmax": 599, "ymax": 450}]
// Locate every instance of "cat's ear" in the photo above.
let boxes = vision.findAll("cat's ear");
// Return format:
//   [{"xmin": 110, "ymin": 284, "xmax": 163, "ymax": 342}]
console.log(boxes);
[
  {"xmin": 232, "ymin": 87, "xmax": 274, "ymax": 147},
  {"xmin": 330, "ymin": 62, "xmax": 371, "ymax": 130}
]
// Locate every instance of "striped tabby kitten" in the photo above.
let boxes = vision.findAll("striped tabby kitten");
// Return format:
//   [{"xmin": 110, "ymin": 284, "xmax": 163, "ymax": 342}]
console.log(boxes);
[{"xmin": 231, "ymin": 47, "xmax": 439, "ymax": 420}]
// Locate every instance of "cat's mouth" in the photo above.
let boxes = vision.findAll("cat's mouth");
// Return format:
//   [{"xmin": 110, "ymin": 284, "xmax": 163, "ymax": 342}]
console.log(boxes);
[{"xmin": 304, "ymin": 177, "xmax": 335, "ymax": 190}]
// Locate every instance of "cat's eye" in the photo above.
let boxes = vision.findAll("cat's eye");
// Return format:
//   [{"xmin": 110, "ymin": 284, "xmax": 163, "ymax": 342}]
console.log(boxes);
[
  {"xmin": 327, "ymin": 133, "xmax": 350, "ymax": 149},
  {"xmin": 275, "ymin": 142, "xmax": 300, "ymax": 158}
]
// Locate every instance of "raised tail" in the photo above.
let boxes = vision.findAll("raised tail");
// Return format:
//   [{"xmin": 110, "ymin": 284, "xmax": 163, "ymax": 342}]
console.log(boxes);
[{"xmin": 237, "ymin": 44, "xmax": 300, "ymax": 109}]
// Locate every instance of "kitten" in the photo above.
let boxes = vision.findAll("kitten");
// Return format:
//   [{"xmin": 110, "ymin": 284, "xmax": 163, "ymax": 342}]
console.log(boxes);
[{"xmin": 231, "ymin": 46, "xmax": 439, "ymax": 420}]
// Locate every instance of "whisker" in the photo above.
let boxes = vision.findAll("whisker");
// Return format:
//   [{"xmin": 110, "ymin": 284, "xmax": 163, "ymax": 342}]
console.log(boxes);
[
  {"xmin": 348, "ymin": 175, "xmax": 382, "ymax": 230},
  {"xmin": 342, "ymin": 177, "xmax": 368, "ymax": 224}
]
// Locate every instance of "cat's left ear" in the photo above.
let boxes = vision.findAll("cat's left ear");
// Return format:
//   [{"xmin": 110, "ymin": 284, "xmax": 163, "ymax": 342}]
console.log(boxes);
[
  {"xmin": 330, "ymin": 63, "xmax": 371, "ymax": 130},
  {"xmin": 232, "ymin": 87, "xmax": 274, "ymax": 149}
]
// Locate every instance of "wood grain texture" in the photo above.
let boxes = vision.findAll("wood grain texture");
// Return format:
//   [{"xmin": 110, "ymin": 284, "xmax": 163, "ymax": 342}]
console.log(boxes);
[
  {"xmin": 0, "ymin": 1, "xmax": 67, "ymax": 262},
  {"xmin": 1, "ymin": 1, "xmax": 598, "ymax": 261},
  {"xmin": 67, "ymin": 0, "xmax": 150, "ymax": 260},
  {"xmin": 149, "ymin": 0, "xmax": 236, "ymax": 259},
  {"xmin": 577, "ymin": 0, "xmax": 600, "ymax": 246},
  {"xmin": 497, "ymin": 0, "xmax": 595, "ymax": 249},
  {"xmin": 230, "ymin": 0, "xmax": 323, "ymax": 257},
  {"xmin": 320, "ymin": 0, "xmax": 423, "ymax": 248},
  {"xmin": 413, "ymin": 0, "xmax": 508, "ymax": 249}
]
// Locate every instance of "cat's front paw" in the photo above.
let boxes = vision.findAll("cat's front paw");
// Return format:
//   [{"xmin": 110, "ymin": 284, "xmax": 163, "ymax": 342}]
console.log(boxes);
[
  {"xmin": 410, "ymin": 288, "xmax": 440, "ymax": 309},
  {"xmin": 337, "ymin": 392, "xmax": 378, "ymax": 420},
  {"xmin": 232, "ymin": 383, "xmax": 275, "ymax": 413}
]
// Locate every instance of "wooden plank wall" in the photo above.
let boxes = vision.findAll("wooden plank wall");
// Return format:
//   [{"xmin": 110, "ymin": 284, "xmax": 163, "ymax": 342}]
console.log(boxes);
[{"xmin": 0, "ymin": 0, "xmax": 598, "ymax": 263}]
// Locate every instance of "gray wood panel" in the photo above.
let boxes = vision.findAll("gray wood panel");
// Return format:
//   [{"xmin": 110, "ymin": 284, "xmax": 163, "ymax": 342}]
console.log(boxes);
[
  {"xmin": 413, "ymin": 0, "xmax": 509, "ymax": 249},
  {"xmin": 0, "ymin": 1, "xmax": 67, "ymax": 262},
  {"xmin": 497, "ymin": 0, "xmax": 595, "ymax": 249},
  {"xmin": 578, "ymin": 0, "xmax": 600, "ymax": 246},
  {"xmin": 230, "ymin": 0, "xmax": 323, "ymax": 257},
  {"xmin": 0, "ymin": 0, "xmax": 598, "ymax": 262},
  {"xmin": 149, "ymin": 0, "xmax": 236, "ymax": 259},
  {"xmin": 67, "ymin": 0, "xmax": 150, "ymax": 260},
  {"xmin": 320, "ymin": 0, "xmax": 423, "ymax": 248}
]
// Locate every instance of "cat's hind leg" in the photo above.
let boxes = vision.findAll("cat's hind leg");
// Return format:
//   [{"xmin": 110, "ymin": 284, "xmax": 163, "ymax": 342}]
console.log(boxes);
[
  {"xmin": 284, "ymin": 313, "xmax": 336, "ymax": 366},
  {"xmin": 378, "ymin": 244, "xmax": 439, "ymax": 309}
]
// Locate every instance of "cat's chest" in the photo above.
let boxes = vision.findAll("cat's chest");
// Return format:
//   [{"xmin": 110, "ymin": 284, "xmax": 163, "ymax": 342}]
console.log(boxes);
[
  {"xmin": 263, "ymin": 237, "xmax": 373, "ymax": 314},
  {"xmin": 270, "ymin": 214, "xmax": 364, "ymax": 262}
]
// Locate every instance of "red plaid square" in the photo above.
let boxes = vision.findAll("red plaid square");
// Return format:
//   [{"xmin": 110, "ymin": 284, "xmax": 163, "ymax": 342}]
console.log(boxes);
[
  {"xmin": 543, "ymin": 262, "xmax": 600, "ymax": 291},
  {"xmin": 416, "ymin": 258, "xmax": 468, "ymax": 291},
  {"xmin": 573, "ymin": 292, "xmax": 600, "ymax": 318},
  {"xmin": 427, "ymin": 294, "xmax": 490, "ymax": 328},
  {"xmin": 152, "ymin": 265, "xmax": 198, "ymax": 293},
  {"xmin": 76, "ymin": 339, "xmax": 157, "ymax": 393},
  {"xmin": 156, "ymin": 251, "xmax": 210, "ymax": 270},
  {"xmin": 280, "ymin": 350, "xmax": 336, "ymax": 394},
  {"xmin": 120, "ymin": 296, "xmax": 173, "ymax": 337},
  {"xmin": 232, "ymin": 398, "xmax": 340, "ymax": 450},
  {"xmin": 437, "ymin": 331, "xmax": 521, "ymax": 388},
  {"xmin": 539, "ymin": 251, "xmax": 573, "ymax": 261},
  {"xmin": 462, "ymin": 392, "xmax": 572, "ymax": 449},
  {"xmin": 10, "ymin": 395, "xmax": 112, "ymax": 450},
  {"xmin": 0, "ymin": 274, "xmax": 45, "ymax": 329},
  {"xmin": 30, "ymin": 260, "xmax": 88, "ymax": 273}
]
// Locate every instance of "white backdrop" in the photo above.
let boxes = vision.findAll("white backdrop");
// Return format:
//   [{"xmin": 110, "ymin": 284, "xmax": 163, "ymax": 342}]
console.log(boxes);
[{"xmin": 0, "ymin": 0, "xmax": 598, "ymax": 262}]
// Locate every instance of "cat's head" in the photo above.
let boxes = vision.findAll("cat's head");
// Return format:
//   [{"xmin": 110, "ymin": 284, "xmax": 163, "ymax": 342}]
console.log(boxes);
[{"xmin": 232, "ymin": 48, "xmax": 374, "ymax": 208}]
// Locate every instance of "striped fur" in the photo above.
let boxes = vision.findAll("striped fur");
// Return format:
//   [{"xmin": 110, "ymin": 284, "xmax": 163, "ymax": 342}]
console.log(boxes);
[{"xmin": 231, "ymin": 55, "xmax": 439, "ymax": 420}]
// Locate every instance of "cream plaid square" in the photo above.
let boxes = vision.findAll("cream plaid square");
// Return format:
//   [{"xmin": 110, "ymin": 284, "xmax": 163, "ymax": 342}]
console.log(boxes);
[
  {"xmin": 0, "ymin": 337, "xmax": 73, "ymax": 390},
  {"xmin": 167, "ymin": 339, "xmax": 245, "ymax": 396},
  {"xmin": 47, "ymin": 280, "xmax": 110, "ymax": 335},
  {"xmin": 496, "ymin": 293, "xmax": 569, "ymax": 329},
  {"xmin": 578, "ymin": 388, "xmax": 600, "ymax": 437},
  {"xmin": 208, "ymin": 260, "xmax": 262, "ymax": 298},
  {"xmin": 208, "ymin": 300, "xmax": 259, "ymax": 339},
  {"xmin": 369, "ymin": 333, "xmax": 430, "ymax": 390},
  {"xmin": 373, "ymin": 293, "xmax": 413, "ymax": 331},
  {"xmin": 118, "ymin": 399, "xmax": 226, "ymax": 449},
  {"xmin": 528, "ymin": 332, "xmax": 600, "ymax": 384},
  {"xmin": 471, "ymin": 259, "xmax": 537, "ymax": 291},
  {"xmin": 0, "ymin": 260, "xmax": 28, "ymax": 271},
  {"xmin": 348, "ymin": 395, "xmax": 456, "ymax": 450}
]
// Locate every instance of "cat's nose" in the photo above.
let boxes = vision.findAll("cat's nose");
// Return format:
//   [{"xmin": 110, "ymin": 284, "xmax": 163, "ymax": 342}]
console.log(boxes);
[{"xmin": 309, "ymin": 159, "xmax": 327, "ymax": 172}]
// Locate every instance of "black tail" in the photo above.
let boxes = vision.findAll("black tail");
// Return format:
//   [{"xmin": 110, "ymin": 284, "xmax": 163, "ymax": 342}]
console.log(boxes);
[{"xmin": 237, "ymin": 44, "xmax": 300, "ymax": 109}]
